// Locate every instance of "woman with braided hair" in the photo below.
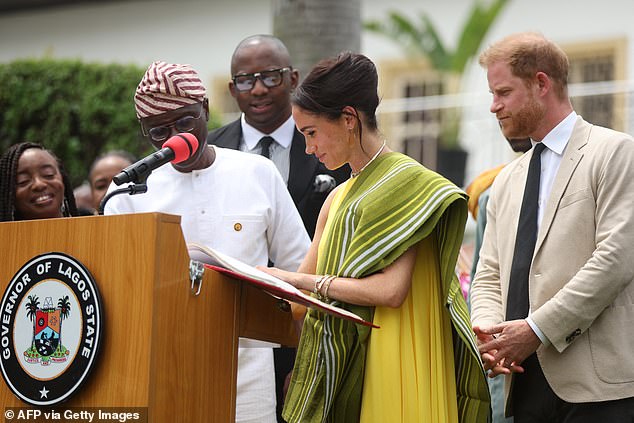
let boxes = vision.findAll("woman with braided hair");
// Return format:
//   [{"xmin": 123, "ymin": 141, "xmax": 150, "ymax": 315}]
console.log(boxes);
[{"xmin": 0, "ymin": 142, "xmax": 77, "ymax": 222}]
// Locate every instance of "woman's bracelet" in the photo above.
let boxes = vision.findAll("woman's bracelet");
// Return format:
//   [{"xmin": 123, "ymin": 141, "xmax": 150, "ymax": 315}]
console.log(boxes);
[
  {"xmin": 314, "ymin": 275, "xmax": 328, "ymax": 296},
  {"xmin": 320, "ymin": 275, "xmax": 336, "ymax": 302}
]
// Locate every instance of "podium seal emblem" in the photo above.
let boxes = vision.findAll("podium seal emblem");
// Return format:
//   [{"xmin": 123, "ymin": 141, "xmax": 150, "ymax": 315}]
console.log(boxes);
[{"xmin": 0, "ymin": 252, "xmax": 103, "ymax": 406}]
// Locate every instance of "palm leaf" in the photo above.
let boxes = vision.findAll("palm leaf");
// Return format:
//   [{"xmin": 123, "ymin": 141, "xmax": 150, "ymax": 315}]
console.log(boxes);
[
  {"xmin": 452, "ymin": 0, "xmax": 508, "ymax": 72},
  {"xmin": 364, "ymin": 1, "xmax": 509, "ymax": 73},
  {"xmin": 365, "ymin": 13, "xmax": 422, "ymax": 58},
  {"xmin": 417, "ymin": 14, "xmax": 451, "ymax": 70},
  {"xmin": 363, "ymin": 1, "xmax": 510, "ymax": 149}
]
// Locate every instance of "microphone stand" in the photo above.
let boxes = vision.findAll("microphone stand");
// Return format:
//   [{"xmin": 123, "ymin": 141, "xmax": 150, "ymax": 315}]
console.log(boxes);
[
  {"xmin": 97, "ymin": 183, "xmax": 148, "ymax": 215},
  {"xmin": 99, "ymin": 133, "xmax": 196, "ymax": 215}
]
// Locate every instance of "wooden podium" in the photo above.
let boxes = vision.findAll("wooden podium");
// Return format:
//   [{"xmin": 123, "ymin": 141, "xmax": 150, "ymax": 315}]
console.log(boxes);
[{"xmin": 0, "ymin": 213, "xmax": 297, "ymax": 422}]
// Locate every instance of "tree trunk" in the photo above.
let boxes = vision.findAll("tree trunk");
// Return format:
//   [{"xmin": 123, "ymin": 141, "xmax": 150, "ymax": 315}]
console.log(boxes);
[{"xmin": 273, "ymin": 0, "xmax": 361, "ymax": 81}]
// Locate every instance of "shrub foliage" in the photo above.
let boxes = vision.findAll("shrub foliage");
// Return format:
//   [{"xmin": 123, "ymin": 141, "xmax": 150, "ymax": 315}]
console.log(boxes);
[{"xmin": 0, "ymin": 59, "xmax": 221, "ymax": 187}]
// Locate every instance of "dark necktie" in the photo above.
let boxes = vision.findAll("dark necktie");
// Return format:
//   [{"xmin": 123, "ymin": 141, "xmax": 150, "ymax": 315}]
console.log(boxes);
[
  {"xmin": 506, "ymin": 142, "xmax": 547, "ymax": 321},
  {"xmin": 259, "ymin": 136, "xmax": 274, "ymax": 159}
]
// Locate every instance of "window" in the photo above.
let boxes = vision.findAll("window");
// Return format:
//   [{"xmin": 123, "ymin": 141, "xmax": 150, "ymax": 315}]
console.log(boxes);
[
  {"xmin": 564, "ymin": 38, "xmax": 627, "ymax": 131},
  {"xmin": 378, "ymin": 59, "xmax": 450, "ymax": 169}
]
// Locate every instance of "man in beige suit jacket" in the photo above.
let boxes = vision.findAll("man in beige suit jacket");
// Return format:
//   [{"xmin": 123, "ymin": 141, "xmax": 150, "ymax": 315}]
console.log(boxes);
[{"xmin": 471, "ymin": 32, "xmax": 634, "ymax": 422}]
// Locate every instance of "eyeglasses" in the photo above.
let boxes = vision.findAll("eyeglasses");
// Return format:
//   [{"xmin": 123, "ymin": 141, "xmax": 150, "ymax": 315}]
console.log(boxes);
[
  {"xmin": 232, "ymin": 67, "xmax": 292, "ymax": 92},
  {"xmin": 141, "ymin": 106, "xmax": 204, "ymax": 142}
]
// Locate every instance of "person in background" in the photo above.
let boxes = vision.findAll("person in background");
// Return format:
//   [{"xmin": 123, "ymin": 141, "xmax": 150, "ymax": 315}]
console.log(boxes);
[
  {"xmin": 208, "ymin": 34, "xmax": 349, "ymax": 238},
  {"xmin": 73, "ymin": 181, "xmax": 96, "ymax": 216},
  {"xmin": 89, "ymin": 150, "xmax": 136, "ymax": 213},
  {"xmin": 104, "ymin": 61, "xmax": 310, "ymax": 423},
  {"xmin": 465, "ymin": 135, "xmax": 531, "ymax": 423},
  {"xmin": 471, "ymin": 32, "xmax": 634, "ymax": 422},
  {"xmin": 207, "ymin": 35, "xmax": 349, "ymax": 420},
  {"xmin": 0, "ymin": 142, "xmax": 78, "ymax": 222},
  {"xmin": 260, "ymin": 52, "xmax": 489, "ymax": 423}
]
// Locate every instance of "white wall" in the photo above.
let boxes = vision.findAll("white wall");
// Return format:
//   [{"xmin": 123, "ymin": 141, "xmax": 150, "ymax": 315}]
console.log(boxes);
[{"xmin": 0, "ymin": 0, "xmax": 273, "ymax": 82}]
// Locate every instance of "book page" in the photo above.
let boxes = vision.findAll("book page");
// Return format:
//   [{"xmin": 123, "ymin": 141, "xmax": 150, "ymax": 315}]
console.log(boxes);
[{"xmin": 187, "ymin": 242, "xmax": 378, "ymax": 328}]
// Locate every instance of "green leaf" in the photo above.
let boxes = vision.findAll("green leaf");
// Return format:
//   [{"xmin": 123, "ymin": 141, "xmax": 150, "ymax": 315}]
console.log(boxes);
[
  {"xmin": 363, "ymin": 0, "xmax": 509, "ymax": 72},
  {"xmin": 363, "ymin": 0, "xmax": 510, "ymax": 147},
  {"xmin": 0, "ymin": 59, "xmax": 223, "ymax": 187}
]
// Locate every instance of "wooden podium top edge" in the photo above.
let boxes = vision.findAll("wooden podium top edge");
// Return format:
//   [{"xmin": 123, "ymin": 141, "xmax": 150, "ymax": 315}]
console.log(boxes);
[{"xmin": 0, "ymin": 212, "xmax": 182, "ymax": 225}]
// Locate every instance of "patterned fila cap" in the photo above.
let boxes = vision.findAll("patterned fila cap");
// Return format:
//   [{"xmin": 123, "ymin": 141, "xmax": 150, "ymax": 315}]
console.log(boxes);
[{"xmin": 134, "ymin": 61, "xmax": 206, "ymax": 118}]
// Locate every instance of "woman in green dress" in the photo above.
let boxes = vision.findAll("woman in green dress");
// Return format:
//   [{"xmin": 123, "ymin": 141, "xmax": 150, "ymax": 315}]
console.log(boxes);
[{"xmin": 261, "ymin": 52, "xmax": 489, "ymax": 423}]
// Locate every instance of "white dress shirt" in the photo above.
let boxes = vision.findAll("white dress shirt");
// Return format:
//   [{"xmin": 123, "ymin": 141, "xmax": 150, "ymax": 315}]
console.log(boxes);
[
  {"xmin": 240, "ymin": 114, "xmax": 295, "ymax": 185},
  {"xmin": 527, "ymin": 111, "xmax": 577, "ymax": 345},
  {"xmin": 536, "ymin": 111, "xmax": 578, "ymax": 231}
]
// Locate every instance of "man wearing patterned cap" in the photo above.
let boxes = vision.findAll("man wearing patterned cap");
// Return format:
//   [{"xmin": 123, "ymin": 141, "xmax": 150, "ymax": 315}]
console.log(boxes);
[{"xmin": 104, "ymin": 61, "xmax": 310, "ymax": 423}]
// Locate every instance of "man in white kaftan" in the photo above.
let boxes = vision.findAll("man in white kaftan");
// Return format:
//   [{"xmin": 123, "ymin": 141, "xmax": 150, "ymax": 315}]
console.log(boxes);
[{"xmin": 105, "ymin": 61, "xmax": 309, "ymax": 423}]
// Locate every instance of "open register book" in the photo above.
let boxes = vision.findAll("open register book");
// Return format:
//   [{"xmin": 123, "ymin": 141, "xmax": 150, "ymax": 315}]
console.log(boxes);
[{"xmin": 188, "ymin": 243, "xmax": 378, "ymax": 328}]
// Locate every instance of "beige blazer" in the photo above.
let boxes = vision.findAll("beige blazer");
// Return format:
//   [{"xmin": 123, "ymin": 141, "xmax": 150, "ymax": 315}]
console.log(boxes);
[{"xmin": 471, "ymin": 117, "xmax": 634, "ymax": 406}]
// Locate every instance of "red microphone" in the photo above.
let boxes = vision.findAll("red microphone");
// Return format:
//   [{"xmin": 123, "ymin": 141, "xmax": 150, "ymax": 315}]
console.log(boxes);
[
  {"xmin": 163, "ymin": 133, "xmax": 199, "ymax": 163},
  {"xmin": 112, "ymin": 133, "xmax": 199, "ymax": 185}
]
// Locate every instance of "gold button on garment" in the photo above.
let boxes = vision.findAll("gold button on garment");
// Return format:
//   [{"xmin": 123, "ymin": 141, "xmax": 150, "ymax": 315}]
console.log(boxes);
[{"xmin": 234, "ymin": 222, "xmax": 242, "ymax": 231}]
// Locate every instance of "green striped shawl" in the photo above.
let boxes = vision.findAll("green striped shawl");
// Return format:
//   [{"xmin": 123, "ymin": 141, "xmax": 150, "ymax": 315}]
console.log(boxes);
[{"xmin": 282, "ymin": 152, "xmax": 490, "ymax": 423}]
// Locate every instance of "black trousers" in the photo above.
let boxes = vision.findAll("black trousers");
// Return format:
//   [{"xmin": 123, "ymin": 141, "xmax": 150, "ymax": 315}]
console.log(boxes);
[{"xmin": 512, "ymin": 353, "xmax": 634, "ymax": 423}]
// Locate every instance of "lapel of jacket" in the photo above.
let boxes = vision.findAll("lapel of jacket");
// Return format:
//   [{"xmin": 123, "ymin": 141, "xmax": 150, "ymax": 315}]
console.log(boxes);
[
  {"xmin": 535, "ymin": 117, "xmax": 589, "ymax": 252},
  {"xmin": 212, "ymin": 120, "xmax": 242, "ymax": 149},
  {"xmin": 509, "ymin": 153, "xmax": 530, "ymax": 229},
  {"xmin": 288, "ymin": 128, "xmax": 317, "ymax": 202}
]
